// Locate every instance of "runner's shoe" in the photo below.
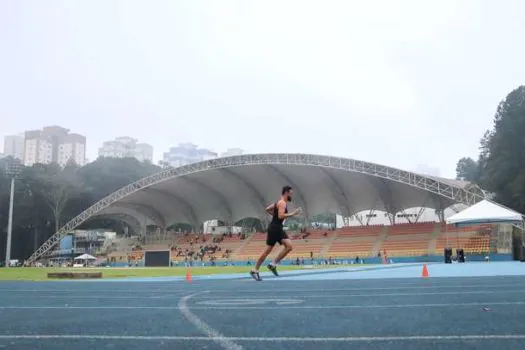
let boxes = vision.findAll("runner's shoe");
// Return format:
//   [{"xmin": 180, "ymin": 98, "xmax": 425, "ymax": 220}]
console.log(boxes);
[
  {"xmin": 250, "ymin": 270, "xmax": 262, "ymax": 281},
  {"xmin": 267, "ymin": 264, "xmax": 279, "ymax": 276}
]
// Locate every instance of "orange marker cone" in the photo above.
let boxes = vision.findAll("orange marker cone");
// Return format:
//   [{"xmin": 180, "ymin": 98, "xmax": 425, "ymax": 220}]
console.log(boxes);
[
  {"xmin": 421, "ymin": 264, "xmax": 429, "ymax": 278},
  {"xmin": 186, "ymin": 269, "xmax": 192, "ymax": 283}
]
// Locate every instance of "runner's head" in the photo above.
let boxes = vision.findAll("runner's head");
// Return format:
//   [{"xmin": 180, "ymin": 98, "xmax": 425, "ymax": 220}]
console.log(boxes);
[{"xmin": 281, "ymin": 185, "xmax": 293, "ymax": 202}]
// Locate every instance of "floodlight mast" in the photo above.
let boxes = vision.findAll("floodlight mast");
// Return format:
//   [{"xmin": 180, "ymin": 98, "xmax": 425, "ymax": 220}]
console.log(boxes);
[{"xmin": 5, "ymin": 160, "xmax": 22, "ymax": 267}]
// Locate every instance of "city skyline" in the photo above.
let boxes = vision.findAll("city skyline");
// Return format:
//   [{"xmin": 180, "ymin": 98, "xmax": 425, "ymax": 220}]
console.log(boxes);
[
  {"xmin": 22, "ymin": 126, "xmax": 86, "ymax": 167},
  {"xmin": 2, "ymin": 125, "xmax": 245, "ymax": 166},
  {"xmin": 98, "ymin": 136, "xmax": 154, "ymax": 163}
]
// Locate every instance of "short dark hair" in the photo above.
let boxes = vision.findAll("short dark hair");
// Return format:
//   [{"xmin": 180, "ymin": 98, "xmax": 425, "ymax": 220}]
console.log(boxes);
[{"xmin": 282, "ymin": 185, "xmax": 292, "ymax": 195}]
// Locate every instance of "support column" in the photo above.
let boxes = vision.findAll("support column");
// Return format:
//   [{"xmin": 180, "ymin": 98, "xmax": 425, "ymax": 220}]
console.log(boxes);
[{"xmin": 435, "ymin": 209, "xmax": 445, "ymax": 223}]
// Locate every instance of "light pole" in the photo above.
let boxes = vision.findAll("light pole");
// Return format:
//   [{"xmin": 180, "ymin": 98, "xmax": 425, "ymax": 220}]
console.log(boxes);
[{"xmin": 5, "ymin": 159, "xmax": 22, "ymax": 267}]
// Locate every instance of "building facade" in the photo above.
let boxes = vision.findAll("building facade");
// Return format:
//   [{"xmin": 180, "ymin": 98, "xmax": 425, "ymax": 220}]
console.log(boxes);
[
  {"xmin": 23, "ymin": 126, "xmax": 86, "ymax": 167},
  {"xmin": 134, "ymin": 143, "xmax": 154, "ymax": 162},
  {"xmin": 3, "ymin": 134, "xmax": 25, "ymax": 161},
  {"xmin": 98, "ymin": 137, "xmax": 153, "ymax": 162},
  {"xmin": 220, "ymin": 148, "xmax": 244, "ymax": 157},
  {"xmin": 162, "ymin": 143, "xmax": 217, "ymax": 168}
]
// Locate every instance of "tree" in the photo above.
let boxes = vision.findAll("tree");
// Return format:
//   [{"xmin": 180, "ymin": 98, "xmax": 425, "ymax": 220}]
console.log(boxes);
[
  {"xmin": 29, "ymin": 163, "xmax": 82, "ymax": 233},
  {"xmin": 312, "ymin": 212, "xmax": 336, "ymax": 225},
  {"xmin": 455, "ymin": 157, "xmax": 479, "ymax": 182},
  {"xmin": 78, "ymin": 157, "xmax": 161, "ymax": 201},
  {"xmin": 478, "ymin": 86, "xmax": 525, "ymax": 212},
  {"xmin": 0, "ymin": 157, "xmax": 162, "ymax": 261}
]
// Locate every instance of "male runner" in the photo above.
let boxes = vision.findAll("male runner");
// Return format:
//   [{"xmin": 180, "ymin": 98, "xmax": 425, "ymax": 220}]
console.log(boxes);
[{"xmin": 250, "ymin": 185, "xmax": 302, "ymax": 281}]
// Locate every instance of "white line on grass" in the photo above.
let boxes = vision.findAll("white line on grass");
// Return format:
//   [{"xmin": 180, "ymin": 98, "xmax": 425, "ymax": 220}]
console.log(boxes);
[
  {"xmin": 0, "ymin": 335, "xmax": 524, "ymax": 342},
  {"xmin": 1, "ymin": 301, "xmax": 524, "ymax": 310},
  {"xmin": 178, "ymin": 292, "xmax": 243, "ymax": 350}
]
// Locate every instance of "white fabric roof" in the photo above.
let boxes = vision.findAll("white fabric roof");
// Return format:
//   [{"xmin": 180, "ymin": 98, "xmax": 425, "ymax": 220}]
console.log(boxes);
[
  {"xmin": 74, "ymin": 253, "xmax": 96, "ymax": 260},
  {"xmin": 446, "ymin": 199, "xmax": 523, "ymax": 225}
]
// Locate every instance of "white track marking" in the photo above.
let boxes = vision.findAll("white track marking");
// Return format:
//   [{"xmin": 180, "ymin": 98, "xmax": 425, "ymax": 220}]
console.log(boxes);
[
  {"xmin": 178, "ymin": 292, "xmax": 243, "ymax": 350},
  {"xmin": 1, "ymin": 288, "xmax": 523, "ymax": 300},
  {"xmin": 1, "ymin": 283, "xmax": 523, "ymax": 294},
  {"xmin": 0, "ymin": 335, "xmax": 524, "ymax": 342},
  {"xmin": 198, "ymin": 299, "xmax": 305, "ymax": 306},
  {"xmin": 192, "ymin": 289, "xmax": 525, "ymax": 299},
  {"xmin": 1, "ymin": 301, "xmax": 525, "ymax": 310}
]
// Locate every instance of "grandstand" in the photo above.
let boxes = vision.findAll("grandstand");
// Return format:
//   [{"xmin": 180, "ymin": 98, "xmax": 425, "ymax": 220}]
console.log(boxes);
[
  {"xmin": 50, "ymin": 223, "xmax": 502, "ymax": 267},
  {"xmin": 26, "ymin": 153, "xmax": 517, "ymax": 265}
]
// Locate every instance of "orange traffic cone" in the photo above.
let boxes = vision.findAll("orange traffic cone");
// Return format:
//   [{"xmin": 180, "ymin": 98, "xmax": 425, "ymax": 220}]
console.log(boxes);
[
  {"xmin": 186, "ymin": 269, "xmax": 192, "ymax": 283},
  {"xmin": 421, "ymin": 264, "xmax": 429, "ymax": 278}
]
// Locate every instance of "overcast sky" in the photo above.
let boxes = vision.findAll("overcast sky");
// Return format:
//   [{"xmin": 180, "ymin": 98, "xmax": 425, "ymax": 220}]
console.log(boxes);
[{"xmin": 1, "ymin": 0, "xmax": 524, "ymax": 178}]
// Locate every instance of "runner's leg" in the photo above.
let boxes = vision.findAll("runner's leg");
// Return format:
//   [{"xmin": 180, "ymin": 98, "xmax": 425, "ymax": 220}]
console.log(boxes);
[
  {"xmin": 267, "ymin": 238, "xmax": 293, "ymax": 276},
  {"xmin": 250, "ymin": 245, "xmax": 273, "ymax": 281},
  {"xmin": 255, "ymin": 245, "xmax": 273, "ymax": 271},
  {"xmin": 272, "ymin": 238, "xmax": 293, "ymax": 265}
]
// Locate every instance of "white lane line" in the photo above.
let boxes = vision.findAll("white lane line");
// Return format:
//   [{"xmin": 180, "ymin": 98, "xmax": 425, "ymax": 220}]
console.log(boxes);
[
  {"xmin": 178, "ymin": 292, "xmax": 243, "ymax": 350},
  {"xmin": 1, "ymin": 301, "xmax": 525, "ymax": 310},
  {"xmin": 2, "ymin": 289, "xmax": 523, "ymax": 300},
  {"xmin": 185, "ymin": 301, "xmax": 525, "ymax": 310},
  {"xmin": 191, "ymin": 290, "xmax": 525, "ymax": 299},
  {"xmin": 0, "ymin": 335, "xmax": 524, "ymax": 342},
  {"xmin": 1, "ymin": 283, "xmax": 523, "ymax": 293}
]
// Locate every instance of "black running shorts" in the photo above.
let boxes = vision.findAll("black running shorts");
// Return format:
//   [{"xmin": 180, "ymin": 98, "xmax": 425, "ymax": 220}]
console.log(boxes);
[{"xmin": 266, "ymin": 224, "xmax": 289, "ymax": 246}]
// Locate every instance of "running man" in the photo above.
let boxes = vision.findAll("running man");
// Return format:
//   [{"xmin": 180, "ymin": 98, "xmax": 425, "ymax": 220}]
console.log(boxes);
[{"xmin": 250, "ymin": 185, "xmax": 302, "ymax": 281}]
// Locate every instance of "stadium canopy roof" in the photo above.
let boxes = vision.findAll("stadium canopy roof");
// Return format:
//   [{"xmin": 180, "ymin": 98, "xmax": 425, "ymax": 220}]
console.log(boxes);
[{"xmin": 28, "ymin": 153, "xmax": 487, "ymax": 262}]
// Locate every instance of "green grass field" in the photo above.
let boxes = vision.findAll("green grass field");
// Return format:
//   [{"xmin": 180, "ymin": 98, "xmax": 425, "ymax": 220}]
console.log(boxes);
[{"xmin": 0, "ymin": 265, "xmax": 360, "ymax": 281}]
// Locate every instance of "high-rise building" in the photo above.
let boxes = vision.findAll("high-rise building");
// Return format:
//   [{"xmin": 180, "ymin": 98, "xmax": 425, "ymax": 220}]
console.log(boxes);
[
  {"xmin": 162, "ymin": 143, "xmax": 217, "ymax": 168},
  {"xmin": 58, "ymin": 133, "xmax": 87, "ymax": 167},
  {"xmin": 98, "ymin": 137, "xmax": 154, "ymax": 162},
  {"xmin": 220, "ymin": 148, "xmax": 244, "ymax": 157},
  {"xmin": 23, "ymin": 126, "xmax": 86, "ymax": 167},
  {"xmin": 3, "ymin": 134, "xmax": 25, "ymax": 161},
  {"xmin": 134, "ymin": 143, "xmax": 154, "ymax": 163}
]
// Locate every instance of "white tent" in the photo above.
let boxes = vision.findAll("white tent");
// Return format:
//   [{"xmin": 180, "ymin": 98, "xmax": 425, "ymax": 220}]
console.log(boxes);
[
  {"xmin": 446, "ymin": 199, "xmax": 523, "ymax": 226},
  {"xmin": 74, "ymin": 253, "xmax": 97, "ymax": 260}
]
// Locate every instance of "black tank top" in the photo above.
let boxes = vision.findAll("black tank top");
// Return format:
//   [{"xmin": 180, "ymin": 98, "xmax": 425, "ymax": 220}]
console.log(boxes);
[{"xmin": 270, "ymin": 201, "xmax": 288, "ymax": 227}]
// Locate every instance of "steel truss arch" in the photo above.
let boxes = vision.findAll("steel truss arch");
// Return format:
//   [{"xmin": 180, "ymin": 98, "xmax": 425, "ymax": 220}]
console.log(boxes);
[{"xmin": 27, "ymin": 153, "xmax": 486, "ymax": 263}]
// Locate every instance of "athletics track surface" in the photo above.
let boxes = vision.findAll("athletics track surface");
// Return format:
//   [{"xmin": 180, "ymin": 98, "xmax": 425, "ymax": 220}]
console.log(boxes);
[{"xmin": 0, "ymin": 262, "xmax": 524, "ymax": 350}]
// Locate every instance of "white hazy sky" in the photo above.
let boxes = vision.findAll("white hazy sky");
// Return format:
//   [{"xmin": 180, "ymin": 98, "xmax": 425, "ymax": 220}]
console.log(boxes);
[{"xmin": 1, "ymin": 0, "xmax": 524, "ymax": 177}]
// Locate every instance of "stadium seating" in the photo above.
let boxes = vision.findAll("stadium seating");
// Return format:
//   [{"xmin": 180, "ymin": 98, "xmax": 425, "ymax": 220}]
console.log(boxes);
[
  {"xmin": 434, "ymin": 224, "xmax": 490, "ymax": 255},
  {"xmin": 103, "ymin": 222, "xmax": 494, "ymax": 265},
  {"xmin": 326, "ymin": 225, "xmax": 383, "ymax": 258},
  {"xmin": 380, "ymin": 223, "xmax": 435, "ymax": 257}
]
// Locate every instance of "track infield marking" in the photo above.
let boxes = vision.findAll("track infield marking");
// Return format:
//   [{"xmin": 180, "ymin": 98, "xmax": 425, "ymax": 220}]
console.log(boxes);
[{"xmin": 178, "ymin": 292, "xmax": 243, "ymax": 350}]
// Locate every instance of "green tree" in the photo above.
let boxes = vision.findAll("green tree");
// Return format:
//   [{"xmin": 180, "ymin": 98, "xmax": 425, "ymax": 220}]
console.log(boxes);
[
  {"xmin": 78, "ymin": 157, "xmax": 161, "ymax": 200},
  {"xmin": 312, "ymin": 212, "xmax": 336, "ymax": 224},
  {"xmin": 32, "ymin": 163, "xmax": 83, "ymax": 232},
  {"xmin": 479, "ymin": 86, "xmax": 525, "ymax": 212},
  {"xmin": 0, "ymin": 157, "xmax": 162, "ymax": 261},
  {"xmin": 455, "ymin": 157, "xmax": 479, "ymax": 182}
]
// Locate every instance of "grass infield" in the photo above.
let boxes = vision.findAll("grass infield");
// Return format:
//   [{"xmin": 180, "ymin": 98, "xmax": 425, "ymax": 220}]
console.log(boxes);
[{"xmin": 0, "ymin": 264, "xmax": 369, "ymax": 281}]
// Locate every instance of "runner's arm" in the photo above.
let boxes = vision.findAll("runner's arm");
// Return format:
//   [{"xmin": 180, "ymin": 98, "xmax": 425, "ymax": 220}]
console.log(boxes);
[
  {"xmin": 265, "ymin": 203, "xmax": 275, "ymax": 215},
  {"xmin": 277, "ymin": 201, "xmax": 298, "ymax": 219}
]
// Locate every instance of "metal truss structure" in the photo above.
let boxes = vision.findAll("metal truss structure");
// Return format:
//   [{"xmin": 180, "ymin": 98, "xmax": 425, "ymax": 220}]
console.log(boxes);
[{"xmin": 26, "ymin": 153, "xmax": 487, "ymax": 263}]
